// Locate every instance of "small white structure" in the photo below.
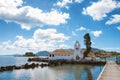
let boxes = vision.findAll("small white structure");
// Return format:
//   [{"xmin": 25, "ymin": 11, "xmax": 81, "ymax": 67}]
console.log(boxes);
[
  {"xmin": 49, "ymin": 41, "xmax": 84, "ymax": 61},
  {"xmin": 73, "ymin": 41, "xmax": 83, "ymax": 61}
]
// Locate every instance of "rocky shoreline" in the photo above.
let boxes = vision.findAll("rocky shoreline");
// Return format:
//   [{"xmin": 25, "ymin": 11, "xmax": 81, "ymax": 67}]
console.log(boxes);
[
  {"xmin": 0, "ymin": 63, "xmax": 48, "ymax": 72},
  {"xmin": 28, "ymin": 57, "xmax": 106, "ymax": 65},
  {"xmin": 28, "ymin": 57, "xmax": 48, "ymax": 62},
  {"xmin": 0, "ymin": 57, "xmax": 107, "ymax": 72}
]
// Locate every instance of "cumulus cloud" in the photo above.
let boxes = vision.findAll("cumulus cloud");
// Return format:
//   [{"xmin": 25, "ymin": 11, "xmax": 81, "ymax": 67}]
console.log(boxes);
[
  {"xmin": 0, "ymin": 0, "xmax": 23, "ymax": 8},
  {"xmin": 0, "ymin": 0, "xmax": 70, "ymax": 30},
  {"xmin": 55, "ymin": 0, "xmax": 83, "ymax": 9},
  {"xmin": 82, "ymin": 0, "xmax": 120, "ymax": 20},
  {"xmin": 91, "ymin": 30, "xmax": 102, "ymax": 37},
  {"xmin": 106, "ymin": 14, "xmax": 120, "ymax": 25},
  {"xmin": 59, "ymin": 44, "xmax": 70, "ymax": 49},
  {"xmin": 56, "ymin": 0, "xmax": 72, "ymax": 9},
  {"xmin": 75, "ymin": 0, "xmax": 83, "ymax": 3},
  {"xmin": 117, "ymin": 26, "xmax": 120, "ymax": 30},
  {"xmin": 1, "ymin": 29, "xmax": 69, "ymax": 53},
  {"xmin": 76, "ymin": 26, "xmax": 87, "ymax": 31},
  {"xmin": 33, "ymin": 29, "xmax": 69, "ymax": 43}
]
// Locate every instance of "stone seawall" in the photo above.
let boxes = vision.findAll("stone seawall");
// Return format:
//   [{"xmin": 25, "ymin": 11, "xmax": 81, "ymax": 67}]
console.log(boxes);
[{"xmin": 0, "ymin": 63, "xmax": 48, "ymax": 72}]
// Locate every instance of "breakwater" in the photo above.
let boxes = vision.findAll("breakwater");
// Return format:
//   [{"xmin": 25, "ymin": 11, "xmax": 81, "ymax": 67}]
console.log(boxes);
[
  {"xmin": 28, "ymin": 57, "xmax": 106, "ymax": 65},
  {"xmin": 28, "ymin": 57, "xmax": 48, "ymax": 62},
  {"xmin": 0, "ymin": 63, "xmax": 48, "ymax": 72},
  {"xmin": 0, "ymin": 57, "xmax": 106, "ymax": 72},
  {"xmin": 49, "ymin": 60, "xmax": 106, "ymax": 66}
]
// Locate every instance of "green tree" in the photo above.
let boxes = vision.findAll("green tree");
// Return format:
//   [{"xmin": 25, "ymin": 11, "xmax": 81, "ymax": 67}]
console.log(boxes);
[
  {"xmin": 24, "ymin": 52, "xmax": 36, "ymax": 56},
  {"xmin": 83, "ymin": 33, "xmax": 91, "ymax": 58}
]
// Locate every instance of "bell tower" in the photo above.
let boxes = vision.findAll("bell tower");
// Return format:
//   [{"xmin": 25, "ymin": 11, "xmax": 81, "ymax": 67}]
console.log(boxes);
[{"xmin": 73, "ymin": 41, "xmax": 83, "ymax": 61}]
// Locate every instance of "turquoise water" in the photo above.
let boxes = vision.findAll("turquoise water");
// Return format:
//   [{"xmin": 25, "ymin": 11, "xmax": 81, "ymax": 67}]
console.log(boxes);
[{"xmin": 0, "ymin": 56, "xmax": 103, "ymax": 80}]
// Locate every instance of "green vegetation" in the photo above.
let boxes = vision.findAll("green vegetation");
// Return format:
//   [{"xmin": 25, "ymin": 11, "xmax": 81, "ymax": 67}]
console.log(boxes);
[
  {"xmin": 23, "ymin": 52, "xmax": 36, "ymax": 57},
  {"xmin": 111, "ymin": 52, "xmax": 120, "ymax": 57},
  {"xmin": 93, "ymin": 50, "xmax": 120, "ymax": 58},
  {"xmin": 94, "ymin": 51, "xmax": 108, "ymax": 58},
  {"xmin": 83, "ymin": 33, "xmax": 92, "ymax": 58}
]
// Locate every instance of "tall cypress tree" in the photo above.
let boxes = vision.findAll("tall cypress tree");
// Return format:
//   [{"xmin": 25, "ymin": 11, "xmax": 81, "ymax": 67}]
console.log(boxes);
[{"xmin": 83, "ymin": 33, "xmax": 91, "ymax": 58}]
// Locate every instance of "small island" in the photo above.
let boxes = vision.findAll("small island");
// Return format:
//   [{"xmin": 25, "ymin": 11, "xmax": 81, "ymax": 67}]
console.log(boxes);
[{"xmin": 23, "ymin": 52, "xmax": 36, "ymax": 57}]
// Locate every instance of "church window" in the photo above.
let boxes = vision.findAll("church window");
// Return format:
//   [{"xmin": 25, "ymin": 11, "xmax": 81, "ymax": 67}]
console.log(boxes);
[
  {"xmin": 52, "ymin": 54, "xmax": 54, "ymax": 57},
  {"xmin": 49, "ymin": 54, "xmax": 51, "ymax": 57}
]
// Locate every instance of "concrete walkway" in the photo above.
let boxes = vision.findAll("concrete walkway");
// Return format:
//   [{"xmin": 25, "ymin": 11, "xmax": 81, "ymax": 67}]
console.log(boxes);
[{"xmin": 97, "ymin": 61, "xmax": 120, "ymax": 80}]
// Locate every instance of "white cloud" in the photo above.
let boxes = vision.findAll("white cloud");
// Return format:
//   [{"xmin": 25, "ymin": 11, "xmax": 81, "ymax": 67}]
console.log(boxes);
[
  {"xmin": 0, "ymin": 0, "xmax": 23, "ymax": 8},
  {"xmin": 59, "ymin": 44, "xmax": 70, "ymax": 49},
  {"xmin": 117, "ymin": 26, "xmax": 120, "ymax": 30},
  {"xmin": 0, "ymin": 0, "xmax": 70, "ymax": 30},
  {"xmin": 55, "ymin": 0, "xmax": 83, "ymax": 9},
  {"xmin": 75, "ymin": 0, "xmax": 83, "ymax": 3},
  {"xmin": 33, "ymin": 29, "xmax": 69, "ymax": 43},
  {"xmin": 0, "ymin": 45, "xmax": 2, "ymax": 48},
  {"xmin": 56, "ymin": 0, "xmax": 72, "ymax": 9},
  {"xmin": 91, "ymin": 30, "xmax": 102, "ymax": 37},
  {"xmin": 76, "ymin": 26, "xmax": 87, "ymax": 31},
  {"xmin": 106, "ymin": 14, "xmax": 120, "ymax": 25},
  {"xmin": 72, "ymin": 31, "xmax": 77, "ymax": 36},
  {"xmin": 82, "ymin": 0, "xmax": 120, "ymax": 20},
  {"xmin": 1, "ymin": 29, "xmax": 69, "ymax": 53}
]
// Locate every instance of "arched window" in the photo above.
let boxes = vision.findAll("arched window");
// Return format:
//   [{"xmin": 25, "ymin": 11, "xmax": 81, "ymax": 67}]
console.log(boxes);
[{"xmin": 52, "ymin": 54, "xmax": 54, "ymax": 57}]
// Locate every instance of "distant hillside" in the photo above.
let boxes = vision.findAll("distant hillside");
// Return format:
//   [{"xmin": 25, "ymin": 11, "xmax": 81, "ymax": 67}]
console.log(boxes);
[
  {"xmin": 36, "ymin": 51, "xmax": 50, "ymax": 56},
  {"xmin": 35, "ymin": 48, "xmax": 104, "ymax": 56},
  {"xmin": 82, "ymin": 48, "xmax": 105, "ymax": 52},
  {"xmin": 91, "ymin": 48, "xmax": 105, "ymax": 51},
  {"xmin": 13, "ymin": 54, "xmax": 22, "ymax": 57}
]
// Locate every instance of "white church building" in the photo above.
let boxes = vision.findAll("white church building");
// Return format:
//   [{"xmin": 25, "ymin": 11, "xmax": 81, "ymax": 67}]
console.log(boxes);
[{"xmin": 49, "ymin": 41, "xmax": 84, "ymax": 61}]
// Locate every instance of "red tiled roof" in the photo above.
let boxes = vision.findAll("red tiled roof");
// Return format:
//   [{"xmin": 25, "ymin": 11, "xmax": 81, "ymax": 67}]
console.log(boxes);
[{"xmin": 51, "ymin": 49, "xmax": 74, "ymax": 55}]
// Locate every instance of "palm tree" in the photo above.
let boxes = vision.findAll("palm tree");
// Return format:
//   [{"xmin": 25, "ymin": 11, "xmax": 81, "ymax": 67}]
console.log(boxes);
[{"xmin": 83, "ymin": 33, "xmax": 91, "ymax": 58}]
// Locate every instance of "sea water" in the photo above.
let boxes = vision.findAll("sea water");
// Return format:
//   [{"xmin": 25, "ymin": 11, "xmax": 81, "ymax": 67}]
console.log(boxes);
[{"xmin": 0, "ymin": 56, "xmax": 103, "ymax": 80}]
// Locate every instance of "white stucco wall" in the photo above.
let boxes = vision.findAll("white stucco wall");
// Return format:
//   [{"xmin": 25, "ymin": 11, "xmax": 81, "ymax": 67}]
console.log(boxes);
[
  {"xmin": 49, "ymin": 50, "xmax": 85, "ymax": 61},
  {"xmin": 49, "ymin": 41, "xmax": 85, "ymax": 61},
  {"xmin": 49, "ymin": 54, "xmax": 73, "ymax": 61}
]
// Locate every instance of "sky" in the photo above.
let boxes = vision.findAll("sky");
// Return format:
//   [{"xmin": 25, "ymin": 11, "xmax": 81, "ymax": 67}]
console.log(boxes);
[{"xmin": 0, "ymin": 0, "xmax": 120, "ymax": 55}]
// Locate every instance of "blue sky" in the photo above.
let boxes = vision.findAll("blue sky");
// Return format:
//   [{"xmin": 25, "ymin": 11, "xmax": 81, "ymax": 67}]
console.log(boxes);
[{"xmin": 0, "ymin": 0, "xmax": 120, "ymax": 55}]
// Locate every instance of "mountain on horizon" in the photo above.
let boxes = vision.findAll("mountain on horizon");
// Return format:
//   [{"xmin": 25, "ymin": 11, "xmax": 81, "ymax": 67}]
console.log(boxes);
[
  {"xmin": 91, "ymin": 48, "xmax": 105, "ymax": 52},
  {"xmin": 24, "ymin": 48, "xmax": 104, "ymax": 56},
  {"xmin": 36, "ymin": 51, "xmax": 50, "ymax": 56}
]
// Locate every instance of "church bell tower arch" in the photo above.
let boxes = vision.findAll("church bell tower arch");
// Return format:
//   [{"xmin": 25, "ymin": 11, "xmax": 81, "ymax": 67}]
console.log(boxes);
[{"xmin": 73, "ymin": 41, "xmax": 82, "ymax": 61}]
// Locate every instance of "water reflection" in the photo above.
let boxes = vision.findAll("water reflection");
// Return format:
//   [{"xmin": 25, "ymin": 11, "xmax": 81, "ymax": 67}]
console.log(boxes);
[
  {"xmin": 84, "ymin": 66, "xmax": 92, "ymax": 80},
  {"xmin": 0, "ymin": 64, "xmax": 103, "ymax": 80},
  {"xmin": 47, "ymin": 64, "xmax": 100, "ymax": 80},
  {"xmin": 0, "ymin": 56, "xmax": 103, "ymax": 80}
]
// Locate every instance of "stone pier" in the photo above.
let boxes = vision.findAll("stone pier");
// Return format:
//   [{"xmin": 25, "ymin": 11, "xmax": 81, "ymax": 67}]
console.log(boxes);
[{"xmin": 97, "ymin": 61, "xmax": 120, "ymax": 80}]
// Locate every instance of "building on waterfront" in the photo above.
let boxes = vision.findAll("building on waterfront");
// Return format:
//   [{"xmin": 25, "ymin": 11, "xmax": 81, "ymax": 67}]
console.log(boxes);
[{"xmin": 49, "ymin": 41, "xmax": 84, "ymax": 61}]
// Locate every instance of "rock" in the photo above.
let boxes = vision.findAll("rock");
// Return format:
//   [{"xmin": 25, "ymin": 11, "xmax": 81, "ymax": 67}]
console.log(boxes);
[
  {"xmin": 14, "ymin": 66, "xmax": 22, "ymax": 69},
  {"xmin": 0, "ymin": 63, "xmax": 48, "ymax": 72}
]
